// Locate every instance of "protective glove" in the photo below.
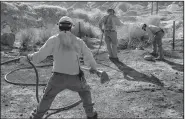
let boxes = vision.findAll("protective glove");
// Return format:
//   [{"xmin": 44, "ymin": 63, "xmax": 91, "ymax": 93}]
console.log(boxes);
[{"xmin": 19, "ymin": 56, "xmax": 29, "ymax": 65}]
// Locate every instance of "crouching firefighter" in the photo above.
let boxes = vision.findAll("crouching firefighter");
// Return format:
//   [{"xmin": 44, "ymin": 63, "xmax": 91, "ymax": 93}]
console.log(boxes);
[
  {"xmin": 142, "ymin": 23, "xmax": 165, "ymax": 60},
  {"xmin": 20, "ymin": 16, "xmax": 98, "ymax": 119},
  {"xmin": 99, "ymin": 8, "xmax": 124, "ymax": 61}
]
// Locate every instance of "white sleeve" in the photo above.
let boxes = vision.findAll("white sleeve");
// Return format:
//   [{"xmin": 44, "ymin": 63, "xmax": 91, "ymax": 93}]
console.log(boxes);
[{"xmin": 28, "ymin": 36, "xmax": 55, "ymax": 64}]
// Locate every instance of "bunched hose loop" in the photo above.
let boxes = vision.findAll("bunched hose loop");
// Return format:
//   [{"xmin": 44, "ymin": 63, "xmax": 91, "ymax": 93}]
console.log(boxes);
[{"xmin": 2, "ymin": 58, "xmax": 82, "ymax": 119}]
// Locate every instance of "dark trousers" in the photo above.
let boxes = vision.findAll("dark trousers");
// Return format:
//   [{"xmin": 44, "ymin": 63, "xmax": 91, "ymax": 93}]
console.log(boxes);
[
  {"xmin": 104, "ymin": 31, "xmax": 118, "ymax": 58},
  {"xmin": 31, "ymin": 72, "xmax": 94, "ymax": 118},
  {"xmin": 152, "ymin": 30, "xmax": 165, "ymax": 58}
]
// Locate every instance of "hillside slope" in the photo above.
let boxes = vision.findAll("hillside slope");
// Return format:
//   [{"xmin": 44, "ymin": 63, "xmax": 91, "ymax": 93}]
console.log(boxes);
[{"xmin": 1, "ymin": 1, "xmax": 182, "ymax": 34}]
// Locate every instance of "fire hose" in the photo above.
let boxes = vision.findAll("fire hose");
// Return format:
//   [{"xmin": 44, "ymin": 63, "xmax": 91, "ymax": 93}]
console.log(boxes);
[
  {"xmin": 1, "ymin": 30, "xmax": 118, "ymax": 119},
  {"xmin": 2, "ymin": 58, "xmax": 82, "ymax": 118},
  {"xmin": 2, "ymin": 40, "xmax": 111, "ymax": 118},
  {"xmin": 1, "ymin": 5, "xmax": 120, "ymax": 117}
]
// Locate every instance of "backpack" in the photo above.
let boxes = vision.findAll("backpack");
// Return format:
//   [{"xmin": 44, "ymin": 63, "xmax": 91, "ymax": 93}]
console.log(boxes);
[{"xmin": 104, "ymin": 15, "xmax": 114, "ymax": 30}]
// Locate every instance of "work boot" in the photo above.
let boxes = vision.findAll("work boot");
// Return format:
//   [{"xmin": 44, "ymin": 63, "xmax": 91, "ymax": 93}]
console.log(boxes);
[
  {"xmin": 112, "ymin": 57, "xmax": 119, "ymax": 63},
  {"xmin": 155, "ymin": 56, "xmax": 164, "ymax": 61},
  {"xmin": 113, "ymin": 57, "xmax": 119, "ymax": 61},
  {"xmin": 87, "ymin": 111, "xmax": 98, "ymax": 119},
  {"xmin": 136, "ymin": 47, "xmax": 144, "ymax": 50},
  {"xmin": 109, "ymin": 56, "xmax": 114, "ymax": 62},
  {"xmin": 150, "ymin": 52, "xmax": 158, "ymax": 57},
  {"xmin": 30, "ymin": 115, "xmax": 43, "ymax": 119},
  {"xmin": 109, "ymin": 56, "xmax": 119, "ymax": 62},
  {"xmin": 29, "ymin": 109, "xmax": 43, "ymax": 119},
  {"xmin": 109, "ymin": 56, "xmax": 113, "ymax": 60},
  {"xmin": 29, "ymin": 109, "xmax": 36, "ymax": 119}
]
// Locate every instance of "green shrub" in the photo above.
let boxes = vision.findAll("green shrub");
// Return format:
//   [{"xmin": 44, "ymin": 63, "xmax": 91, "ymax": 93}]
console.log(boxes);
[
  {"xmin": 118, "ymin": 38, "xmax": 129, "ymax": 50},
  {"xmin": 117, "ymin": 25, "xmax": 130, "ymax": 49},
  {"xmin": 18, "ymin": 28, "xmax": 37, "ymax": 51},
  {"xmin": 37, "ymin": 28, "xmax": 52, "ymax": 45},
  {"xmin": 33, "ymin": 5, "xmax": 67, "ymax": 24},
  {"xmin": 69, "ymin": 8, "xmax": 106, "ymax": 26},
  {"xmin": 71, "ymin": 18, "xmax": 101, "ymax": 38},
  {"xmin": 128, "ymin": 22, "xmax": 149, "ymax": 48},
  {"xmin": 124, "ymin": 10, "xmax": 138, "ymax": 16},
  {"xmin": 88, "ymin": 8, "xmax": 106, "ymax": 25},
  {"xmin": 1, "ymin": 2, "xmax": 19, "ymax": 13},
  {"xmin": 70, "ymin": 9, "xmax": 90, "ymax": 22},
  {"xmin": 18, "ymin": 25, "xmax": 55, "ymax": 51},
  {"xmin": 117, "ymin": 2, "xmax": 131, "ymax": 12},
  {"xmin": 130, "ymin": 4, "xmax": 144, "ymax": 10},
  {"xmin": 117, "ymin": 22, "xmax": 149, "ymax": 49},
  {"xmin": 145, "ymin": 15, "xmax": 161, "ymax": 26},
  {"xmin": 16, "ymin": 2, "xmax": 33, "ymax": 11}
]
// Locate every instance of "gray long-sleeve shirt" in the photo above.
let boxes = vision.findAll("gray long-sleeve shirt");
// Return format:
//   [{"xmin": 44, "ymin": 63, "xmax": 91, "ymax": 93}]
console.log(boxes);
[
  {"xmin": 28, "ymin": 31, "xmax": 97, "ymax": 75},
  {"xmin": 99, "ymin": 14, "xmax": 124, "ymax": 31}
]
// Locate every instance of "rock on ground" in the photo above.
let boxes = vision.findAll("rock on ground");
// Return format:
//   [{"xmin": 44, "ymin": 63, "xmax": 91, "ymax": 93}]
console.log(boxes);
[{"xmin": 1, "ymin": 33, "xmax": 15, "ymax": 47}]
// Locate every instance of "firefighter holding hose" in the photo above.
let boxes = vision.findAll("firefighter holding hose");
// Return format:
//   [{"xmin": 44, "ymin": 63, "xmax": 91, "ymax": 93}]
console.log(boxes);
[
  {"xmin": 99, "ymin": 8, "xmax": 124, "ymax": 62},
  {"xmin": 142, "ymin": 23, "xmax": 165, "ymax": 61},
  {"xmin": 20, "ymin": 16, "xmax": 98, "ymax": 119}
]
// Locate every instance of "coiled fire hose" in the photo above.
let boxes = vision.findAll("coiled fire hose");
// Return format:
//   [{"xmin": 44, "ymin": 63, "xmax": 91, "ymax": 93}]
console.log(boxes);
[
  {"xmin": 1, "ymin": 32, "xmax": 119, "ymax": 118},
  {"xmin": 2, "ymin": 56, "xmax": 112, "ymax": 119},
  {"xmin": 2, "ymin": 57, "xmax": 82, "ymax": 119}
]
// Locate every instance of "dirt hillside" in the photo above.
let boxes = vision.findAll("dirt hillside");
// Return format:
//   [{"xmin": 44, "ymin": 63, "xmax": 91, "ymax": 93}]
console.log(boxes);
[{"xmin": 1, "ymin": 44, "xmax": 184, "ymax": 118}]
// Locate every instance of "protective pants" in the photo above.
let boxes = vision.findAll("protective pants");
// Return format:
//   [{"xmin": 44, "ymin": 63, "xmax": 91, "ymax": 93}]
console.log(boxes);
[
  {"xmin": 104, "ymin": 31, "xmax": 118, "ymax": 58},
  {"xmin": 30, "ymin": 72, "xmax": 95, "ymax": 119},
  {"xmin": 152, "ymin": 30, "xmax": 165, "ymax": 59}
]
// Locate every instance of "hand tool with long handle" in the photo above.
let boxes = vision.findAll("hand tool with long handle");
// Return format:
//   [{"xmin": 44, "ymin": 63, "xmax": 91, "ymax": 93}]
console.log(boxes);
[{"xmin": 81, "ymin": 66, "xmax": 110, "ymax": 84}]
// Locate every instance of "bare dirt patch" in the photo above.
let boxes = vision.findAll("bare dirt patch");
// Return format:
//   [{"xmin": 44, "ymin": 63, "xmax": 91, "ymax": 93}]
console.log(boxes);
[{"xmin": 1, "ymin": 47, "xmax": 183, "ymax": 118}]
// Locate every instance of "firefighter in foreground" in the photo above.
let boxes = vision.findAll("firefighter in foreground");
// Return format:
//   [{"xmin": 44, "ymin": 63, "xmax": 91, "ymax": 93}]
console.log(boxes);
[
  {"xmin": 142, "ymin": 23, "xmax": 165, "ymax": 60},
  {"xmin": 99, "ymin": 8, "xmax": 124, "ymax": 61},
  {"xmin": 20, "ymin": 16, "xmax": 98, "ymax": 119}
]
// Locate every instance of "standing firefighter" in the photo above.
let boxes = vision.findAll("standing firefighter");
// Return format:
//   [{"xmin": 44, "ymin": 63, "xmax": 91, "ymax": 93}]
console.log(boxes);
[
  {"xmin": 99, "ymin": 8, "xmax": 124, "ymax": 61},
  {"xmin": 20, "ymin": 16, "xmax": 98, "ymax": 119},
  {"xmin": 142, "ymin": 23, "xmax": 165, "ymax": 60}
]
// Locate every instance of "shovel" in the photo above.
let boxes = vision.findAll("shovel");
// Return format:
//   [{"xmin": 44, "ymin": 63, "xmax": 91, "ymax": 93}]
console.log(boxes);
[{"xmin": 81, "ymin": 66, "xmax": 110, "ymax": 84}]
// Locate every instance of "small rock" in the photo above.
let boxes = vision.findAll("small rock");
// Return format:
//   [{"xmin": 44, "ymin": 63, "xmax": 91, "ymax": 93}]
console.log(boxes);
[
  {"xmin": 170, "ymin": 105, "xmax": 175, "ymax": 108},
  {"xmin": 158, "ymin": 97, "xmax": 164, "ymax": 101},
  {"xmin": 177, "ymin": 100, "xmax": 181, "ymax": 103},
  {"xmin": 20, "ymin": 114, "xmax": 23, "ymax": 116},
  {"xmin": 5, "ymin": 104, "xmax": 8, "ymax": 106},
  {"xmin": 175, "ymin": 72, "xmax": 178, "ymax": 74},
  {"xmin": 151, "ymin": 89, "xmax": 155, "ymax": 92},
  {"xmin": 178, "ymin": 89, "xmax": 183, "ymax": 93},
  {"xmin": 1, "ymin": 33, "xmax": 15, "ymax": 47}
]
